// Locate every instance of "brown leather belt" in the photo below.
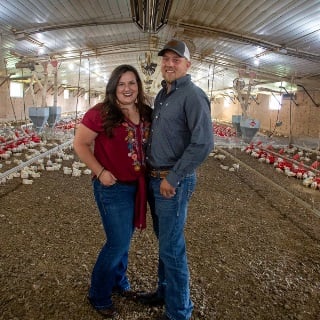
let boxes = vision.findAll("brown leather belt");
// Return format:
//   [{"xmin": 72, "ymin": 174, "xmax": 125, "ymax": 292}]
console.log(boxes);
[{"xmin": 148, "ymin": 169, "xmax": 170, "ymax": 179}]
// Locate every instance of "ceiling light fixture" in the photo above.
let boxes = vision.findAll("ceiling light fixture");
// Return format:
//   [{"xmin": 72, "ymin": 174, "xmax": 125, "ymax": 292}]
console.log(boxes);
[{"xmin": 130, "ymin": 0, "xmax": 173, "ymax": 33}]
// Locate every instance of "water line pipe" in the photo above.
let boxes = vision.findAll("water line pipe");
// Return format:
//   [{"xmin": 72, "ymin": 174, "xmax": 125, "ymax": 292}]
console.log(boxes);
[{"xmin": 0, "ymin": 140, "xmax": 73, "ymax": 181}]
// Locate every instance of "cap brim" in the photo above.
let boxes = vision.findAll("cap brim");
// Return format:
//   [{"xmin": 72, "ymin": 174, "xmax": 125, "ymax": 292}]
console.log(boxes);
[{"xmin": 158, "ymin": 48, "xmax": 183, "ymax": 57}]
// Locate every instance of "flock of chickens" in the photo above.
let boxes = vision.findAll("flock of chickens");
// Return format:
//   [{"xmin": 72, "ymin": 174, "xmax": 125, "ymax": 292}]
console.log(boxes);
[
  {"xmin": 242, "ymin": 142, "xmax": 320, "ymax": 189},
  {"xmin": 213, "ymin": 124, "xmax": 320, "ymax": 191},
  {"xmin": 0, "ymin": 121, "xmax": 319, "ymax": 191},
  {"xmin": 0, "ymin": 120, "xmax": 91, "ymax": 185}
]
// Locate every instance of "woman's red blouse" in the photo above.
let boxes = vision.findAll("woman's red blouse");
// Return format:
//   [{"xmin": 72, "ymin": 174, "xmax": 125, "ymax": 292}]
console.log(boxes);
[{"xmin": 81, "ymin": 103, "xmax": 150, "ymax": 181}]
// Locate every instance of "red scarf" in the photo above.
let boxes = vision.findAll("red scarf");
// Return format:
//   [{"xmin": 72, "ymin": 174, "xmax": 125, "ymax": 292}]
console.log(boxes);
[{"xmin": 134, "ymin": 173, "xmax": 147, "ymax": 230}]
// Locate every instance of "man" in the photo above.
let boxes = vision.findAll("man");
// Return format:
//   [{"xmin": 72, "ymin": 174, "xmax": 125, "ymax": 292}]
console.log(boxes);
[{"xmin": 138, "ymin": 39, "xmax": 214, "ymax": 320}]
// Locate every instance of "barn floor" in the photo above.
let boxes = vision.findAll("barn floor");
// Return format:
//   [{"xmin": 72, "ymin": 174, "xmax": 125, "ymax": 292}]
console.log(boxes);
[{"xmin": 1, "ymin": 145, "xmax": 320, "ymax": 320}]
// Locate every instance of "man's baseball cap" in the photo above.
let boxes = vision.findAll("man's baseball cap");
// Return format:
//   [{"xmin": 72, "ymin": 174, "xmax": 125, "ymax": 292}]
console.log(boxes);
[{"xmin": 158, "ymin": 39, "xmax": 190, "ymax": 61}]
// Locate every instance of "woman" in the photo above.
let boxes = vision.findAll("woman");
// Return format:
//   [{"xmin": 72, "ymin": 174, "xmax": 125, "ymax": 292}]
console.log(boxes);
[{"xmin": 73, "ymin": 64, "xmax": 152, "ymax": 318}]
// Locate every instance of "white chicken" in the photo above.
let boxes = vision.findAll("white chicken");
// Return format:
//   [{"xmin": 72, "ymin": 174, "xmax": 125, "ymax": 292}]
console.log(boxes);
[
  {"xmin": 302, "ymin": 177, "xmax": 314, "ymax": 187},
  {"xmin": 214, "ymin": 154, "xmax": 226, "ymax": 160}
]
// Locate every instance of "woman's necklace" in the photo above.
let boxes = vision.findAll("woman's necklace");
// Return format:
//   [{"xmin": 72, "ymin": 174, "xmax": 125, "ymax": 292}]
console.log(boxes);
[{"xmin": 120, "ymin": 105, "xmax": 140, "ymax": 125}]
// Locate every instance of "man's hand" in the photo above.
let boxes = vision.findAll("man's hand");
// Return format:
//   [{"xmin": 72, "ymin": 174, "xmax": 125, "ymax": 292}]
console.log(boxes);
[{"xmin": 160, "ymin": 178, "xmax": 176, "ymax": 198}]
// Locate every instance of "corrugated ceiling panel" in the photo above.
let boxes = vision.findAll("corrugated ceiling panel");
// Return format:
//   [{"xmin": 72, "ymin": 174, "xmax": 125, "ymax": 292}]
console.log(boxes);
[
  {"xmin": 0, "ymin": 0, "xmax": 319, "ymax": 95},
  {"xmin": 0, "ymin": 0, "xmax": 130, "ymax": 30}
]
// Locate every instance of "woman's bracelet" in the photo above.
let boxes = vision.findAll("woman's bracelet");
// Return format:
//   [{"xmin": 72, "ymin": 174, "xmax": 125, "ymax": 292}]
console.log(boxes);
[{"xmin": 97, "ymin": 167, "xmax": 105, "ymax": 180}]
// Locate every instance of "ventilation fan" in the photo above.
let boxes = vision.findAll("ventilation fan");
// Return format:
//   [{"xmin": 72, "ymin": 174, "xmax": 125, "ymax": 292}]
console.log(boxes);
[{"xmin": 233, "ymin": 78, "xmax": 245, "ymax": 91}]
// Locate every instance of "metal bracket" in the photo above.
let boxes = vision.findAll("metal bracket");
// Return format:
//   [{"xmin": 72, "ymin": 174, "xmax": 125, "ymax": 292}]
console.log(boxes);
[
  {"xmin": 279, "ymin": 86, "xmax": 298, "ymax": 106},
  {"xmin": 297, "ymin": 84, "xmax": 319, "ymax": 107}
]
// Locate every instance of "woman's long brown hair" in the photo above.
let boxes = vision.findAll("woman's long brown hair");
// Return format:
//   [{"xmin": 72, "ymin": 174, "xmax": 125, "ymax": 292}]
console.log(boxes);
[{"xmin": 99, "ymin": 64, "xmax": 152, "ymax": 137}]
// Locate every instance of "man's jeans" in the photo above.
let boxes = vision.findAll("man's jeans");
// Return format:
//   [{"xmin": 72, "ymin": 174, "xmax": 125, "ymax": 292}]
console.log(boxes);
[
  {"xmin": 148, "ymin": 172, "xmax": 196, "ymax": 320},
  {"xmin": 88, "ymin": 179, "xmax": 135, "ymax": 309}
]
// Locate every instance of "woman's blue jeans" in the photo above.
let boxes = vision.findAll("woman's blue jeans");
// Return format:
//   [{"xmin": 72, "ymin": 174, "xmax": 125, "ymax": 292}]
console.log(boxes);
[
  {"xmin": 148, "ymin": 172, "xmax": 196, "ymax": 320},
  {"xmin": 88, "ymin": 179, "xmax": 136, "ymax": 309}
]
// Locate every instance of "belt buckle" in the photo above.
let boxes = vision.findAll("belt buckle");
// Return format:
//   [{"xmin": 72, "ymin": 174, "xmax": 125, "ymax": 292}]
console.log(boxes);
[
  {"xmin": 152, "ymin": 170, "xmax": 160, "ymax": 178},
  {"xmin": 148, "ymin": 167, "xmax": 171, "ymax": 179},
  {"xmin": 149, "ymin": 169, "xmax": 162, "ymax": 179}
]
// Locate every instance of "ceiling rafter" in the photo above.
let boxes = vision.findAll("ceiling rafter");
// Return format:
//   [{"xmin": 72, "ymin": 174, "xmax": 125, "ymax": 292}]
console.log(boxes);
[{"xmin": 170, "ymin": 21, "xmax": 320, "ymax": 63}]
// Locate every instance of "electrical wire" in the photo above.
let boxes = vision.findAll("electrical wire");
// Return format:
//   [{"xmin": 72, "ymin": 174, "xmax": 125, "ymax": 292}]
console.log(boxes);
[
  {"xmin": 88, "ymin": 58, "xmax": 91, "ymax": 107},
  {"xmin": 22, "ymin": 68, "xmax": 27, "ymax": 121},
  {"xmin": 73, "ymin": 53, "xmax": 82, "ymax": 135},
  {"xmin": 268, "ymin": 85, "xmax": 283, "ymax": 137},
  {"xmin": 208, "ymin": 61, "xmax": 215, "ymax": 103},
  {"xmin": 4, "ymin": 59, "xmax": 17, "ymax": 121}
]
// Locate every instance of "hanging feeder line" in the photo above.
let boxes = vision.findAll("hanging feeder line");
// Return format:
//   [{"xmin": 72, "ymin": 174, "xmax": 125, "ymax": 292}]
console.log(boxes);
[{"xmin": 0, "ymin": 139, "xmax": 73, "ymax": 181}]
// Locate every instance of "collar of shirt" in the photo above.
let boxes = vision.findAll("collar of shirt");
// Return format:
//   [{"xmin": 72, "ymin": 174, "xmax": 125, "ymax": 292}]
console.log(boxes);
[{"xmin": 161, "ymin": 74, "xmax": 191, "ymax": 93}]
